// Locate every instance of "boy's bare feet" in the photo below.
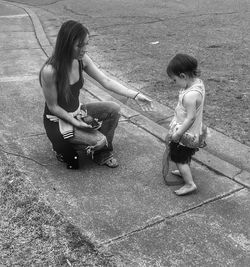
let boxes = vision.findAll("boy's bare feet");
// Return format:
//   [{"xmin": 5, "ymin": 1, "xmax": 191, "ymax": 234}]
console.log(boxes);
[
  {"xmin": 174, "ymin": 183, "xmax": 197, "ymax": 196},
  {"xmin": 171, "ymin": 170, "xmax": 182, "ymax": 177}
]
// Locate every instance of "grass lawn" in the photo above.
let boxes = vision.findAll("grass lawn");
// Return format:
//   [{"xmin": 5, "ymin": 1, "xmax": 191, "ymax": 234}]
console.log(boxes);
[{"xmin": 0, "ymin": 160, "xmax": 117, "ymax": 266}]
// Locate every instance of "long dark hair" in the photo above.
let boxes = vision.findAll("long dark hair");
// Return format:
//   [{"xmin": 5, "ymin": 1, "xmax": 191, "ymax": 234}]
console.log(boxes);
[
  {"xmin": 40, "ymin": 20, "xmax": 89, "ymax": 102},
  {"xmin": 167, "ymin": 53, "xmax": 200, "ymax": 78}
]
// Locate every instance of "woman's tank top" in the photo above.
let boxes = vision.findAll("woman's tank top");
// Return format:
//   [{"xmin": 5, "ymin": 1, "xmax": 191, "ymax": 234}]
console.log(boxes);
[{"xmin": 44, "ymin": 60, "xmax": 84, "ymax": 115}]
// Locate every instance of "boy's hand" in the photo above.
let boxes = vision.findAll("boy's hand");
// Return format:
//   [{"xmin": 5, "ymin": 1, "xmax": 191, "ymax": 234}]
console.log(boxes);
[{"xmin": 171, "ymin": 132, "xmax": 182, "ymax": 143}]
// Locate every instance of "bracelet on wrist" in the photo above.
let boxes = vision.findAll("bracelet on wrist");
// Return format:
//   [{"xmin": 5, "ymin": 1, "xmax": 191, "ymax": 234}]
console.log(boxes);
[{"xmin": 133, "ymin": 92, "xmax": 140, "ymax": 99}]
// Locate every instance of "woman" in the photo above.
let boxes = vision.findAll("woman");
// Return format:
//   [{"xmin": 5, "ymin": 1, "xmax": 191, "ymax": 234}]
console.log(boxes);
[{"xmin": 39, "ymin": 20, "xmax": 152, "ymax": 169}]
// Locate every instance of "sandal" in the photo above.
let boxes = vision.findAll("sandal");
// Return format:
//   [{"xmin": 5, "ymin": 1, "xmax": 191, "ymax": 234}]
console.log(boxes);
[{"xmin": 104, "ymin": 157, "xmax": 119, "ymax": 168}]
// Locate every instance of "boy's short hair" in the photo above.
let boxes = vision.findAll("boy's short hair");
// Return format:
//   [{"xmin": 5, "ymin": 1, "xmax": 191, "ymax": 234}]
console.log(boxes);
[{"xmin": 167, "ymin": 53, "xmax": 199, "ymax": 78}]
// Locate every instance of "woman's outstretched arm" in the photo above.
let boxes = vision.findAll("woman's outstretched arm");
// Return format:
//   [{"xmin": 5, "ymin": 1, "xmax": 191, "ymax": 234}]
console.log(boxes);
[{"xmin": 82, "ymin": 54, "xmax": 153, "ymax": 111}]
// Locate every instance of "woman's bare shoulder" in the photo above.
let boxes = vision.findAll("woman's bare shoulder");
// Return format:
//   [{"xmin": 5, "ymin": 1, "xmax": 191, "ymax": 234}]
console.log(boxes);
[{"xmin": 41, "ymin": 64, "xmax": 56, "ymax": 84}]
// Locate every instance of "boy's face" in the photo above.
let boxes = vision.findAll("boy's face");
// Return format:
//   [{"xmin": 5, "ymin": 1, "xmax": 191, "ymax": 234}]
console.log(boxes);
[{"xmin": 170, "ymin": 74, "xmax": 187, "ymax": 88}]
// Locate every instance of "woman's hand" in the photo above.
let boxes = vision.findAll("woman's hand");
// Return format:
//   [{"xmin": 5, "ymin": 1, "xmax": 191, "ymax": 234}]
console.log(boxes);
[
  {"xmin": 74, "ymin": 117, "xmax": 92, "ymax": 129},
  {"xmin": 134, "ymin": 93, "xmax": 153, "ymax": 111}
]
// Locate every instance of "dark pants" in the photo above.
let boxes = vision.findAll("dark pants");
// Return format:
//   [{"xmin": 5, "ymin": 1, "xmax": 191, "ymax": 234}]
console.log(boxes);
[{"xmin": 69, "ymin": 101, "xmax": 121, "ymax": 164}]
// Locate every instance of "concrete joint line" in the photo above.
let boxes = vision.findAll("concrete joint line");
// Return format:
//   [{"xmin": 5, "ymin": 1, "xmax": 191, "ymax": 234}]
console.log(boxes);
[
  {"xmin": 119, "ymin": 115, "xmax": 140, "ymax": 123},
  {"xmin": 17, "ymin": 132, "xmax": 46, "ymax": 139},
  {"xmin": 127, "ymin": 114, "xmax": 140, "ymax": 119},
  {"xmin": 0, "ymin": 75, "xmax": 38, "ymax": 83},
  {"xmin": 156, "ymin": 116, "xmax": 173, "ymax": 124},
  {"xmin": 0, "ymin": 14, "xmax": 28, "ymax": 18},
  {"xmin": 233, "ymin": 170, "xmax": 250, "ymax": 189},
  {"xmin": 0, "ymin": 47, "xmax": 42, "ymax": 51},
  {"xmin": 232, "ymin": 169, "xmax": 244, "ymax": 180},
  {"xmin": 130, "ymin": 121, "xmax": 165, "ymax": 141},
  {"xmin": 0, "ymin": 145, "xmax": 51, "ymax": 167},
  {"xmin": 98, "ymin": 187, "xmax": 244, "ymax": 247}
]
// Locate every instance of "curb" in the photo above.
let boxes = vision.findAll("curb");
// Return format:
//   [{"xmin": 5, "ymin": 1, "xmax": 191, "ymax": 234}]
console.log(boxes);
[{"xmin": 4, "ymin": 0, "xmax": 249, "ymax": 189}]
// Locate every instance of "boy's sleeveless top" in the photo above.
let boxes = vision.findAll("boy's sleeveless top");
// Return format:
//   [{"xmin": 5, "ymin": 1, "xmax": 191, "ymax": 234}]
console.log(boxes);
[
  {"xmin": 44, "ymin": 60, "xmax": 84, "ymax": 115},
  {"xmin": 169, "ymin": 78, "xmax": 206, "ymax": 148}
]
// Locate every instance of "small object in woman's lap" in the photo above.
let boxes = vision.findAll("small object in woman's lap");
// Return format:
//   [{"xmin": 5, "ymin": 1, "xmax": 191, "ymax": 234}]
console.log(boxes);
[
  {"xmin": 82, "ymin": 115, "xmax": 93, "ymax": 124},
  {"xmin": 81, "ymin": 116, "xmax": 101, "ymax": 130},
  {"xmin": 89, "ymin": 119, "xmax": 101, "ymax": 129}
]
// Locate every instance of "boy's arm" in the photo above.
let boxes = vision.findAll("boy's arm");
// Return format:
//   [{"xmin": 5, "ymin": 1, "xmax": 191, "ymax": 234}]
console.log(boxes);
[{"xmin": 171, "ymin": 91, "xmax": 201, "ymax": 142}]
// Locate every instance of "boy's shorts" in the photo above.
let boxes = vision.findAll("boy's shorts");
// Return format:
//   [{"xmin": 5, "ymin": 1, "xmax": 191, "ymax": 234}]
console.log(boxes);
[{"xmin": 169, "ymin": 141, "xmax": 198, "ymax": 164}]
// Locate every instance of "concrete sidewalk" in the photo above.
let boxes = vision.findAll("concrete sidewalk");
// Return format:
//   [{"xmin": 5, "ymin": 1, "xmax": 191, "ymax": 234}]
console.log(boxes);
[{"xmin": 0, "ymin": 1, "xmax": 249, "ymax": 266}]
